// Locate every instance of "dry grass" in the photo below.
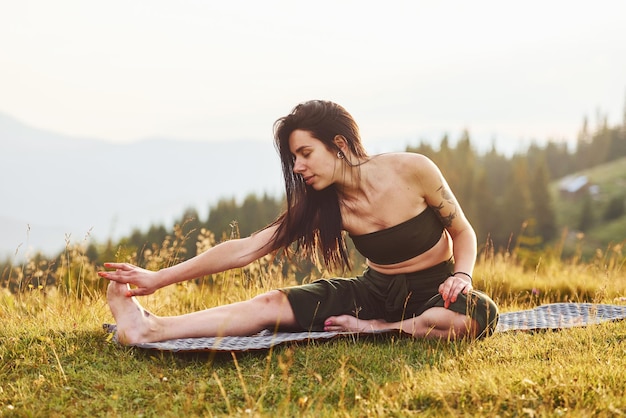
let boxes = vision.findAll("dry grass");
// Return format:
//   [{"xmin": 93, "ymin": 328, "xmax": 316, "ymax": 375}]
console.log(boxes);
[{"xmin": 1, "ymin": 232, "xmax": 626, "ymax": 417}]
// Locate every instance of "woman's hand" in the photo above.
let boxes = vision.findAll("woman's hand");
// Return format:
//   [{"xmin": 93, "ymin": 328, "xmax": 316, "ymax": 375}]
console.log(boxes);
[
  {"xmin": 98, "ymin": 262, "xmax": 162, "ymax": 297},
  {"xmin": 438, "ymin": 274, "xmax": 473, "ymax": 309}
]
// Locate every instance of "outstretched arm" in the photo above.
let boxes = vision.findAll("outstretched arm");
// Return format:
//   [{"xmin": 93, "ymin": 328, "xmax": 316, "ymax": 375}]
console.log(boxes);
[{"xmin": 98, "ymin": 224, "xmax": 279, "ymax": 297}]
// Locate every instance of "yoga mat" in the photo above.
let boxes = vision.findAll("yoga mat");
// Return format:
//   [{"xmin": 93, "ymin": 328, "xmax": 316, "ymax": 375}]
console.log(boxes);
[{"xmin": 103, "ymin": 302, "xmax": 626, "ymax": 353}]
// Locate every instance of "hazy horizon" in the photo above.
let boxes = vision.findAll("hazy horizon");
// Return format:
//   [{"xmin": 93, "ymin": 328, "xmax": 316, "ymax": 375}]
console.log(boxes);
[{"xmin": 0, "ymin": 107, "xmax": 580, "ymax": 260}]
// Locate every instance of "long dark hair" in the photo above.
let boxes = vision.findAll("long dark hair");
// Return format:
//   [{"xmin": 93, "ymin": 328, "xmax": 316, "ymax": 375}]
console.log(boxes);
[{"xmin": 268, "ymin": 100, "xmax": 368, "ymax": 271}]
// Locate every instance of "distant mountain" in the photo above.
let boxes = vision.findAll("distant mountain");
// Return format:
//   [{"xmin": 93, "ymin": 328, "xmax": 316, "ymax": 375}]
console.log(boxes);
[
  {"xmin": 0, "ymin": 112, "xmax": 285, "ymax": 258},
  {"xmin": 1, "ymin": 111, "xmax": 528, "ymax": 259}
]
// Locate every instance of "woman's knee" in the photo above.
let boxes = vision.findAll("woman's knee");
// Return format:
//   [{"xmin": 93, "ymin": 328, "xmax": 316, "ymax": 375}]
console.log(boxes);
[
  {"xmin": 251, "ymin": 290, "xmax": 290, "ymax": 306},
  {"xmin": 249, "ymin": 290, "xmax": 298, "ymax": 328}
]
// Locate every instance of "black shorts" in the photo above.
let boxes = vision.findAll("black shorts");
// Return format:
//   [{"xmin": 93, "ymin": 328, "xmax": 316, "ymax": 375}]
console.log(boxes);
[{"xmin": 281, "ymin": 260, "xmax": 499, "ymax": 338}]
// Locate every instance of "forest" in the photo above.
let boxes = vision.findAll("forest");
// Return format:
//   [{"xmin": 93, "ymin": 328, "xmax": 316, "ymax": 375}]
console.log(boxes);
[{"xmin": 2, "ymin": 111, "xmax": 626, "ymax": 292}]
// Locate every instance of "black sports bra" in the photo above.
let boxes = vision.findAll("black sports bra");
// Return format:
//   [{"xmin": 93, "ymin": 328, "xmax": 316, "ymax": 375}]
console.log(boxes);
[{"xmin": 349, "ymin": 206, "xmax": 444, "ymax": 265}]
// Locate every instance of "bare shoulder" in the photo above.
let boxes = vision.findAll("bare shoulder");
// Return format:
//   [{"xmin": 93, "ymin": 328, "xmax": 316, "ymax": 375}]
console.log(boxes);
[
  {"xmin": 375, "ymin": 151, "xmax": 434, "ymax": 165},
  {"xmin": 374, "ymin": 152, "xmax": 439, "ymax": 178}
]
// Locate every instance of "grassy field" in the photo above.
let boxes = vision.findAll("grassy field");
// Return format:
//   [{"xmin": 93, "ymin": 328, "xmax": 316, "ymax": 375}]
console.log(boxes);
[
  {"xmin": 550, "ymin": 155, "xmax": 626, "ymax": 258},
  {"xmin": 1, "ymin": 240, "xmax": 626, "ymax": 417}
]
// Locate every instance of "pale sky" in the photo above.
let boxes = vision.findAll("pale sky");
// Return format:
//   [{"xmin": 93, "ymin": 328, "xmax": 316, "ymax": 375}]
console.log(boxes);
[{"xmin": 1, "ymin": 0, "xmax": 625, "ymax": 152}]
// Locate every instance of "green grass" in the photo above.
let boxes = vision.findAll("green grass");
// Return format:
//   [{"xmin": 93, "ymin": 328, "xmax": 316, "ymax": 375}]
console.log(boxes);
[
  {"xmin": 2, "ymin": 242, "xmax": 626, "ymax": 417},
  {"xmin": 550, "ymin": 156, "xmax": 626, "ymax": 257}
]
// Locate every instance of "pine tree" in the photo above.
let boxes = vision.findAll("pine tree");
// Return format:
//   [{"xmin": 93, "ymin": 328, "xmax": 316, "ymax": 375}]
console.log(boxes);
[
  {"xmin": 622, "ymin": 89, "xmax": 626, "ymax": 136},
  {"xmin": 575, "ymin": 116, "xmax": 592, "ymax": 170},
  {"xmin": 529, "ymin": 157, "xmax": 557, "ymax": 242},
  {"xmin": 176, "ymin": 207, "xmax": 202, "ymax": 259},
  {"xmin": 578, "ymin": 192, "xmax": 594, "ymax": 232},
  {"xmin": 473, "ymin": 168, "xmax": 499, "ymax": 250},
  {"xmin": 544, "ymin": 140, "xmax": 573, "ymax": 179},
  {"xmin": 603, "ymin": 196, "xmax": 625, "ymax": 221},
  {"xmin": 452, "ymin": 130, "xmax": 476, "ymax": 212},
  {"xmin": 499, "ymin": 157, "xmax": 532, "ymax": 249}
]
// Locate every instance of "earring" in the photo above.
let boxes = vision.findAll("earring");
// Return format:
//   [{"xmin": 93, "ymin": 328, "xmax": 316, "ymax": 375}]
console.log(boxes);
[{"xmin": 337, "ymin": 151, "xmax": 344, "ymax": 159}]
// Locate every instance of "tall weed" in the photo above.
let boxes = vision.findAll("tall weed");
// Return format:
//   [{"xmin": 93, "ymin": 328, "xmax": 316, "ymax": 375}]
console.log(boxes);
[{"xmin": 1, "ymin": 229, "xmax": 625, "ymax": 416}]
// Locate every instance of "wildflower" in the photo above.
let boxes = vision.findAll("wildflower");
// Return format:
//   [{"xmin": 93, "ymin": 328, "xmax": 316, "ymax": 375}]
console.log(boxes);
[{"xmin": 297, "ymin": 396, "xmax": 309, "ymax": 408}]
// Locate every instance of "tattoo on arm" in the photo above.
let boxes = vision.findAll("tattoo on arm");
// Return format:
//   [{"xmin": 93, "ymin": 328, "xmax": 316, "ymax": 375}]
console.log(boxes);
[
  {"xmin": 429, "ymin": 185, "xmax": 457, "ymax": 227},
  {"xmin": 439, "ymin": 185, "xmax": 454, "ymax": 203}
]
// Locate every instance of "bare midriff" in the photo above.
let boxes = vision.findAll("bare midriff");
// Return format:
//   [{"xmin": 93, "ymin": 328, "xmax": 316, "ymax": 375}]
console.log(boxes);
[{"xmin": 365, "ymin": 230, "xmax": 453, "ymax": 275}]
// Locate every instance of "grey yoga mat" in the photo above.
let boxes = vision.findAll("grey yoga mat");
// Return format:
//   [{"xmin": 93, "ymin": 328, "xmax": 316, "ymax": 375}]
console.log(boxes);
[{"xmin": 103, "ymin": 302, "xmax": 626, "ymax": 352}]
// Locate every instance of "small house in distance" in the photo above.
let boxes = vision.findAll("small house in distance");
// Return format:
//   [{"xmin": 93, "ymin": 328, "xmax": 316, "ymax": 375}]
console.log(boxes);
[{"xmin": 558, "ymin": 175, "xmax": 594, "ymax": 199}]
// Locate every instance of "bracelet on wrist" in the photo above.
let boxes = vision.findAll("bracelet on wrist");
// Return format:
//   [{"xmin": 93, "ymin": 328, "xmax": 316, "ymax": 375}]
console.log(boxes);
[{"xmin": 453, "ymin": 271, "xmax": 472, "ymax": 283}]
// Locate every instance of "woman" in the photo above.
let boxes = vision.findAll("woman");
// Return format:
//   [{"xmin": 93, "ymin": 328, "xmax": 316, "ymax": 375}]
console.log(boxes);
[{"xmin": 100, "ymin": 100, "xmax": 498, "ymax": 344}]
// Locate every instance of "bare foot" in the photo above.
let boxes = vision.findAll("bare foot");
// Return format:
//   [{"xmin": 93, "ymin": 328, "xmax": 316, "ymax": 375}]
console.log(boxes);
[
  {"xmin": 107, "ymin": 282, "xmax": 160, "ymax": 344},
  {"xmin": 323, "ymin": 315, "xmax": 390, "ymax": 333}
]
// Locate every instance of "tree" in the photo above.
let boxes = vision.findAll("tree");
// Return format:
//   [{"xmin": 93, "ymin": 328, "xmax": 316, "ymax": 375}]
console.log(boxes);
[
  {"xmin": 176, "ymin": 207, "xmax": 202, "ymax": 258},
  {"xmin": 206, "ymin": 197, "xmax": 240, "ymax": 240},
  {"xmin": 622, "ymin": 88, "xmax": 626, "ymax": 137},
  {"xmin": 606, "ymin": 127, "xmax": 626, "ymax": 162},
  {"xmin": 544, "ymin": 140, "xmax": 573, "ymax": 179},
  {"xmin": 451, "ymin": 130, "xmax": 477, "ymax": 214},
  {"xmin": 473, "ymin": 168, "xmax": 499, "ymax": 250},
  {"xmin": 575, "ymin": 116, "xmax": 593, "ymax": 170},
  {"xmin": 578, "ymin": 192, "xmax": 594, "ymax": 232},
  {"xmin": 480, "ymin": 146, "xmax": 510, "ymax": 195},
  {"xmin": 498, "ymin": 157, "xmax": 532, "ymax": 250},
  {"xmin": 603, "ymin": 196, "xmax": 625, "ymax": 221},
  {"xmin": 529, "ymin": 157, "xmax": 557, "ymax": 243}
]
